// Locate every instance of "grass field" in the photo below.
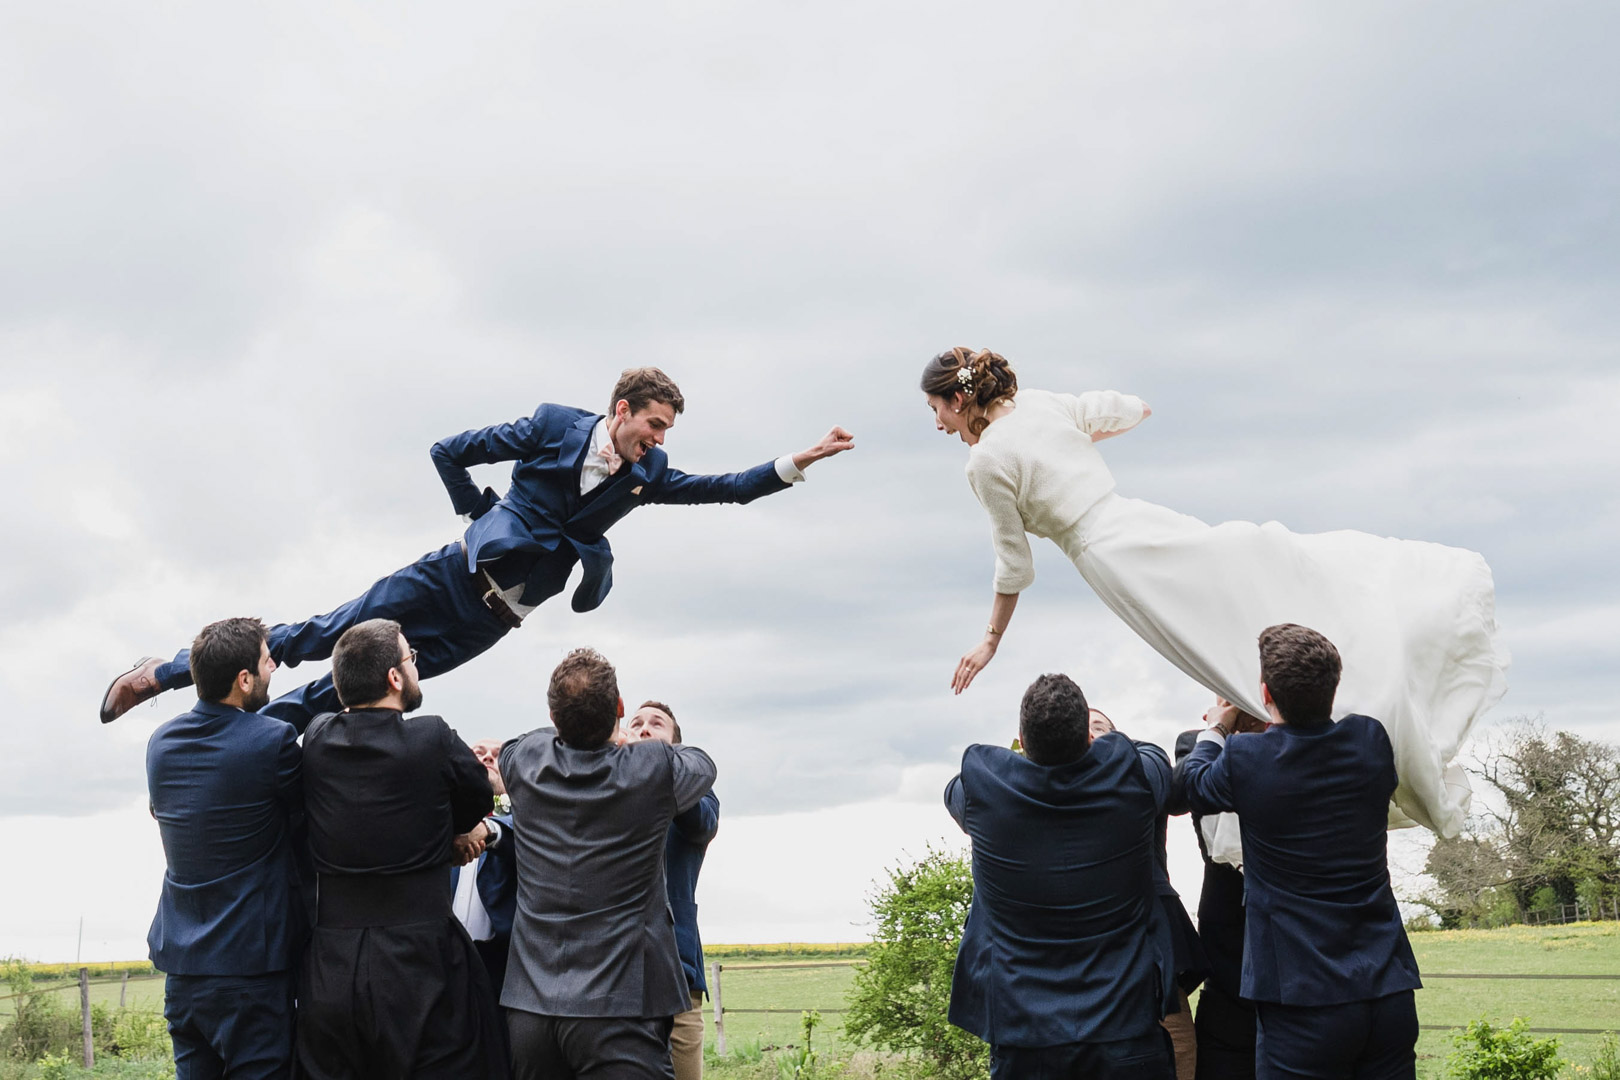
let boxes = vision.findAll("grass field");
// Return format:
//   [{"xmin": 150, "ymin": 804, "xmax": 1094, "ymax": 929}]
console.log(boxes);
[
  {"xmin": 6, "ymin": 924, "xmax": 1615, "ymax": 1078},
  {"xmin": 704, "ymin": 924, "xmax": 1620, "ymax": 1077}
]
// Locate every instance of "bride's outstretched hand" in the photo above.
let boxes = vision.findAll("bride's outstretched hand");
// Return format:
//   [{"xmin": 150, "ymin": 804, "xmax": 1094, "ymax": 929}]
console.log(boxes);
[{"xmin": 953, "ymin": 640, "xmax": 997, "ymax": 694}]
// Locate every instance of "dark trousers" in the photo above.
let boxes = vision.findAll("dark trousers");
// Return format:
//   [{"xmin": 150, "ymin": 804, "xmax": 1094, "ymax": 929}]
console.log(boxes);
[
  {"xmin": 1194, "ymin": 981, "xmax": 1256, "ymax": 1080},
  {"xmin": 155, "ymin": 542, "xmax": 510, "ymax": 731},
  {"xmin": 1254, "ymin": 991, "xmax": 1417, "ymax": 1080},
  {"xmin": 507, "ymin": 1011, "xmax": 676, "ymax": 1080},
  {"xmin": 164, "ymin": 971, "xmax": 294, "ymax": 1080},
  {"xmin": 991, "ymin": 1029, "xmax": 1176, "ymax": 1080},
  {"xmin": 475, "ymin": 935, "xmax": 511, "ymax": 1001}
]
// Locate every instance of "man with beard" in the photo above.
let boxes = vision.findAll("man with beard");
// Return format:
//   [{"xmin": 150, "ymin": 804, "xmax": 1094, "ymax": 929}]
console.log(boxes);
[
  {"xmin": 146, "ymin": 617, "xmax": 304, "ymax": 1080},
  {"xmin": 296, "ymin": 618, "xmax": 506, "ymax": 1080}
]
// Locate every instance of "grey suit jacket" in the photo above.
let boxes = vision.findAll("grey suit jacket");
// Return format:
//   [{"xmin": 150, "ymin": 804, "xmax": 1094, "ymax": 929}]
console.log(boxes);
[{"xmin": 499, "ymin": 727, "xmax": 716, "ymax": 1018}]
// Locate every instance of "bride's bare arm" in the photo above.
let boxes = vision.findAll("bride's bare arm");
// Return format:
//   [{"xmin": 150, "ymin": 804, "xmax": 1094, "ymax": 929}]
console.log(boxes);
[
  {"xmin": 953, "ymin": 591, "xmax": 1021, "ymax": 694},
  {"xmin": 1092, "ymin": 403, "xmax": 1151, "ymax": 442}
]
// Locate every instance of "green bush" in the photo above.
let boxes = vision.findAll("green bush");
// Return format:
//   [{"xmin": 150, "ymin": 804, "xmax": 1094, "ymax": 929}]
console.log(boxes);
[
  {"xmin": 843, "ymin": 847, "xmax": 987, "ymax": 1080},
  {"xmin": 1589, "ymin": 1035, "xmax": 1620, "ymax": 1080},
  {"xmin": 1445, "ymin": 1018, "xmax": 1563, "ymax": 1080}
]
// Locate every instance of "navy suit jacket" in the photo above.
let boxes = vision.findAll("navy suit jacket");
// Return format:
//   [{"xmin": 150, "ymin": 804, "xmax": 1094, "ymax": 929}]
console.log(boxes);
[
  {"xmin": 431, "ymin": 405, "xmax": 790, "ymax": 611},
  {"xmin": 946, "ymin": 734, "xmax": 1174, "ymax": 1048},
  {"xmin": 451, "ymin": 813, "xmax": 517, "ymax": 940},
  {"xmin": 1174, "ymin": 716, "xmax": 1422, "ymax": 1006},
  {"xmin": 666, "ymin": 790, "xmax": 719, "ymax": 996},
  {"xmin": 146, "ymin": 700, "xmax": 305, "ymax": 976}
]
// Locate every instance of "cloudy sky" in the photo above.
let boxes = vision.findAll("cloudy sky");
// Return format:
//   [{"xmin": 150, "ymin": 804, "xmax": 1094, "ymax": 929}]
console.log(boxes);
[{"xmin": 2, "ymin": 1, "xmax": 1616, "ymax": 960}]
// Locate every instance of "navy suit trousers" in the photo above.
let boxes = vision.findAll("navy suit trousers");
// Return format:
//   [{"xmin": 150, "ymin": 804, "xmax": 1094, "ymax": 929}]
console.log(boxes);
[
  {"xmin": 164, "ymin": 972, "xmax": 294, "ymax": 1080},
  {"xmin": 1254, "ymin": 991, "xmax": 1417, "ymax": 1080},
  {"xmin": 990, "ymin": 1029, "xmax": 1175, "ymax": 1080},
  {"xmin": 155, "ymin": 542, "xmax": 510, "ymax": 730}
]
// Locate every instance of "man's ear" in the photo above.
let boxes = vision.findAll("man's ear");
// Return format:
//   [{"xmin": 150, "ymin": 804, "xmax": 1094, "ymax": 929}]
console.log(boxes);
[
  {"xmin": 615, "ymin": 696, "xmax": 625, "ymax": 720},
  {"xmin": 613, "ymin": 399, "xmax": 631, "ymax": 422},
  {"xmin": 389, "ymin": 666, "xmax": 405, "ymax": 691},
  {"xmin": 236, "ymin": 669, "xmax": 253, "ymax": 695},
  {"xmin": 1260, "ymin": 682, "xmax": 1273, "ymax": 707}
]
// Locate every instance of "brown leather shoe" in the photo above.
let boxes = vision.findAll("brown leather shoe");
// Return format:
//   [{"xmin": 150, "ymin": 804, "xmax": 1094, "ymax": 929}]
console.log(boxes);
[{"xmin": 99, "ymin": 657, "xmax": 166, "ymax": 723}]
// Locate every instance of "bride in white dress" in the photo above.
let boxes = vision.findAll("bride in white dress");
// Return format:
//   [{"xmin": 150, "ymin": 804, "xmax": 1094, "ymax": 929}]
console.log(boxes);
[{"xmin": 923, "ymin": 347, "xmax": 1508, "ymax": 842}]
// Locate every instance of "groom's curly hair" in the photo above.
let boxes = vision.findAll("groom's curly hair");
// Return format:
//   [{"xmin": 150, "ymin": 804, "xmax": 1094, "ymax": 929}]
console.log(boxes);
[
  {"xmin": 1019, "ymin": 673, "xmax": 1091, "ymax": 766},
  {"xmin": 1259, "ymin": 623, "xmax": 1341, "ymax": 728}
]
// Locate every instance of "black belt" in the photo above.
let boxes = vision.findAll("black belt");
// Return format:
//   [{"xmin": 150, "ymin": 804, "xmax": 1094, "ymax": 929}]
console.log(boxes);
[{"xmin": 316, "ymin": 867, "xmax": 451, "ymax": 928}]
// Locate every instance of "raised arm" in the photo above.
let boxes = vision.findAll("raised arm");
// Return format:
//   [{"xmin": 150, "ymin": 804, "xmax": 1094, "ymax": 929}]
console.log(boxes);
[
  {"xmin": 429, "ymin": 411, "xmax": 555, "ymax": 519},
  {"xmin": 647, "ymin": 426, "xmax": 855, "ymax": 506},
  {"xmin": 1055, "ymin": 390, "xmax": 1150, "ymax": 443}
]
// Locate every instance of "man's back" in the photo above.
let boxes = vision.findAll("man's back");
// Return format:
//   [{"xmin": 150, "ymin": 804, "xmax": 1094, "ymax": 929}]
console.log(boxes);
[
  {"xmin": 946, "ymin": 734, "xmax": 1171, "ymax": 1048},
  {"xmin": 500, "ymin": 729, "xmax": 716, "ymax": 1018},
  {"xmin": 1177, "ymin": 715, "xmax": 1421, "ymax": 1005},
  {"xmin": 146, "ymin": 701, "xmax": 302, "ymax": 975},
  {"xmin": 302, "ymin": 707, "xmax": 491, "ymax": 876}
]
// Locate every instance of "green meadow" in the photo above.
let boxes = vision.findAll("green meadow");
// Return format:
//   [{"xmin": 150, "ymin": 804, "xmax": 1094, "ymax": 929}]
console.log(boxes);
[{"xmin": 5, "ymin": 924, "xmax": 1615, "ymax": 1078}]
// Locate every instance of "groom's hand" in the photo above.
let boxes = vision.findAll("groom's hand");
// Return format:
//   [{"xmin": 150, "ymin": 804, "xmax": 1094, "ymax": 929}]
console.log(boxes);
[{"xmin": 792, "ymin": 426, "xmax": 855, "ymax": 470}]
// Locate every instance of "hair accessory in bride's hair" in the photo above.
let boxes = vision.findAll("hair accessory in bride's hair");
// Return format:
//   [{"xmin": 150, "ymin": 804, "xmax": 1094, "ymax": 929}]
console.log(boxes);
[{"xmin": 956, "ymin": 366, "xmax": 974, "ymax": 391}]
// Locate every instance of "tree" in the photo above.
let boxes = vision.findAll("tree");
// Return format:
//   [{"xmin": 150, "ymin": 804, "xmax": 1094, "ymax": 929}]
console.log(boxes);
[
  {"xmin": 844, "ymin": 847, "xmax": 988, "ymax": 1080},
  {"xmin": 1420, "ymin": 721, "xmax": 1620, "ymax": 925}
]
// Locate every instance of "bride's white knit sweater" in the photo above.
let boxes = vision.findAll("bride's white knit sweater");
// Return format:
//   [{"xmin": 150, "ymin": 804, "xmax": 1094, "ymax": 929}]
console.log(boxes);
[{"xmin": 964, "ymin": 388, "xmax": 1148, "ymax": 595}]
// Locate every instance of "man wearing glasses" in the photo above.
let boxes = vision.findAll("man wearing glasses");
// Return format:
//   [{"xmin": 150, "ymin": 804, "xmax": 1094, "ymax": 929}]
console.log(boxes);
[{"xmin": 295, "ymin": 618, "xmax": 509, "ymax": 1080}]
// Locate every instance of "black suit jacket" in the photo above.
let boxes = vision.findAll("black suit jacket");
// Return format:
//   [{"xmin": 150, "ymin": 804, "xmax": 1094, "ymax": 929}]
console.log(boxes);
[
  {"xmin": 945, "ymin": 734, "xmax": 1174, "ymax": 1048},
  {"xmin": 302, "ymin": 709, "xmax": 493, "ymax": 877},
  {"xmin": 1175, "ymin": 717, "xmax": 1422, "ymax": 1006}
]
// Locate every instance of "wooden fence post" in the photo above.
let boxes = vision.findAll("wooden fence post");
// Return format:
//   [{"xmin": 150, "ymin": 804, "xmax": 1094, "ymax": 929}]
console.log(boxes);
[
  {"xmin": 79, "ymin": 967, "xmax": 93, "ymax": 1069},
  {"xmin": 120, "ymin": 970, "xmax": 129, "ymax": 1008},
  {"xmin": 711, "ymin": 962, "xmax": 725, "ymax": 1057}
]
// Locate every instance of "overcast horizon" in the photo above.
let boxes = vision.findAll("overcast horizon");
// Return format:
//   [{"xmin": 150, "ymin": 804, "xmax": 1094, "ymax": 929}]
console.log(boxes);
[{"xmin": 2, "ymin": 0, "xmax": 1617, "ymax": 960}]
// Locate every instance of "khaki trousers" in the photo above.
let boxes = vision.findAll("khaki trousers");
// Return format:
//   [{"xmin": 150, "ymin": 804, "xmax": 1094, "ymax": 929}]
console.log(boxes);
[
  {"xmin": 1163, "ymin": 988, "xmax": 1198, "ymax": 1080},
  {"xmin": 670, "ymin": 992, "xmax": 706, "ymax": 1080}
]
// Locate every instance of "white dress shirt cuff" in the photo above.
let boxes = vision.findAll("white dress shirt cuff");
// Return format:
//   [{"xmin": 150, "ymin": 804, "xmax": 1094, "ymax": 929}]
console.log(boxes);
[
  {"xmin": 1196, "ymin": 728, "xmax": 1228, "ymax": 747},
  {"xmin": 483, "ymin": 818, "xmax": 504, "ymax": 848},
  {"xmin": 774, "ymin": 455, "xmax": 806, "ymax": 484}
]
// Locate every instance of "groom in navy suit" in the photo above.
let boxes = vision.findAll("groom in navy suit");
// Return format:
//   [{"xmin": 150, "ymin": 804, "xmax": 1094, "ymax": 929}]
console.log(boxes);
[
  {"xmin": 102, "ymin": 366, "xmax": 854, "ymax": 730},
  {"xmin": 1175, "ymin": 624, "xmax": 1422, "ymax": 1080},
  {"xmin": 946, "ymin": 673, "xmax": 1175, "ymax": 1080},
  {"xmin": 146, "ymin": 617, "xmax": 304, "ymax": 1080}
]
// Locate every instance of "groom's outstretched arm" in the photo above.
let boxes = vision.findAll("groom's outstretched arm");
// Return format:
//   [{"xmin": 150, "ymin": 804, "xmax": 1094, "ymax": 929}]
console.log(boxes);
[{"xmin": 647, "ymin": 426, "xmax": 854, "ymax": 506}]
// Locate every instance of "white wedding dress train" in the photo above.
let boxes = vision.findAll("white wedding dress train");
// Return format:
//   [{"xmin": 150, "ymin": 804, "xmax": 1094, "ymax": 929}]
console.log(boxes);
[{"xmin": 963, "ymin": 389, "xmax": 1509, "ymax": 861}]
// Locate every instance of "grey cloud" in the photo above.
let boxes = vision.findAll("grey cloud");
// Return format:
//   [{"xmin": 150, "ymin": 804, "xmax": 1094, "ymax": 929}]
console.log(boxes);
[{"xmin": 1, "ymin": 0, "xmax": 1616, "ymax": 822}]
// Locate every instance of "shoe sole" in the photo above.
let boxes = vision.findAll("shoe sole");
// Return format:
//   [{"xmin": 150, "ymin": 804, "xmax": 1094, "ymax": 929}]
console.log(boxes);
[{"xmin": 99, "ymin": 657, "xmax": 161, "ymax": 724}]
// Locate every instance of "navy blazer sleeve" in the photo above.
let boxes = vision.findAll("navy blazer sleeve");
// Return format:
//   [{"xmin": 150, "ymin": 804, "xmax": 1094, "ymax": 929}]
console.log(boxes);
[
  {"xmin": 944, "ymin": 775, "xmax": 966, "ymax": 830},
  {"xmin": 671, "ymin": 790, "xmax": 720, "ymax": 846},
  {"xmin": 430, "ymin": 410, "xmax": 561, "ymax": 519},
  {"xmin": 645, "ymin": 460, "xmax": 790, "ymax": 506},
  {"xmin": 1176, "ymin": 736, "xmax": 1238, "ymax": 816},
  {"xmin": 1133, "ymin": 739, "xmax": 1172, "ymax": 815}
]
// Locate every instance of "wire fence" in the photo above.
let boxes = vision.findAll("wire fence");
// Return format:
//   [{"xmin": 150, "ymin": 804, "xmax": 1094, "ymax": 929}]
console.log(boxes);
[
  {"xmin": 705, "ymin": 961, "xmax": 1620, "ymax": 1053},
  {"xmin": 1523, "ymin": 898, "xmax": 1620, "ymax": 926}
]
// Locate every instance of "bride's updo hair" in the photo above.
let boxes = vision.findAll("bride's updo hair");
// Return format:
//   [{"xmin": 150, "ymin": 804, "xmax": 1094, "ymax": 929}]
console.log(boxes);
[{"xmin": 919, "ymin": 347, "xmax": 1018, "ymax": 436}]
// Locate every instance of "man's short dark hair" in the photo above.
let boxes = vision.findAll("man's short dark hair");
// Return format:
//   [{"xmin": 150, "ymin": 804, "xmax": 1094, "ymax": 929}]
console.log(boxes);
[
  {"xmin": 1019, "ymin": 673, "xmax": 1091, "ymax": 766},
  {"xmin": 610, "ymin": 367, "xmax": 685, "ymax": 416},
  {"xmin": 550, "ymin": 648, "xmax": 620, "ymax": 748},
  {"xmin": 1258, "ymin": 623, "xmax": 1341, "ymax": 728},
  {"xmin": 639, "ymin": 699, "xmax": 681, "ymax": 744},
  {"xmin": 190, "ymin": 617, "xmax": 268, "ymax": 703},
  {"xmin": 332, "ymin": 619, "xmax": 405, "ymax": 708}
]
